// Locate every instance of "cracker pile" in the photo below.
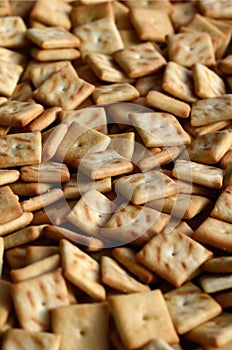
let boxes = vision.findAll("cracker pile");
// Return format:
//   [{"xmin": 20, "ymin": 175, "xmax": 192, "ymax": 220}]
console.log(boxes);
[{"xmin": 0, "ymin": 0, "xmax": 232, "ymax": 349}]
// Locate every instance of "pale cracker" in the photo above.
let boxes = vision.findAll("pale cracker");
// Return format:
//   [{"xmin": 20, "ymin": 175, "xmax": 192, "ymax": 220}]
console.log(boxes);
[
  {"xmin": 135, "ymin": 71, "xmax": 164, "ymax": 97},
  {"xmin": 52, "ymin": 302, "xmax": 109, "ymax": 350},
  {"xmin": 138, "ymin": 146, "xmax": 181, "ymax": 172},
  {"xmin": 3, "ymin": 225, "xmax": 42, "ymax": 250},
  {"xmin": 164, "ymin": 282, "xmax": 222, "ymax": 334},
  {"xmin": 124, "ymin": 0, "xmax": 173, "ymax": 11},
  {"xmin": 162, "ymin": 61, "xmax": 198, "ymax": 103},
  {"xmin": 142, "ymin": 338, "xmax": 178, "ymax": 350},
  {"xmin": 0, "ymin": 169, "xmax": 19, "ymax": 186},
  {"xmin": 26, "ymin": 245, "xmax": 60, "ymax": 264},
  {"xmin": 60, "ymin": 239, "xmax": 106, "ymax": 301},
  {"xmin": 129, "ymin": 111, "xmax": 191, "ymax": 147},
  {"xmin": 42, "ymin": 123, "xmax": 68, "ymax": 162},
  {"xmin": 32, "ymin": 64, "xmax": 95, "ymax": 110},
  {"xmin": 113, "ymin": 41, "xmax": 166, "ymax": 79},
  {"xmin": 190, "ymin": 94, "xmax": 232, "ymax": 127},
  {"xmin": 172, "ymin": 159, "xmax": 224, "ymax": 189},
  {"xmin": 0, "ymin": 16, "xmax": 28, "ymax": 48},
  {"xmin": 192, "ymin": 63, "xmax": 226, "ymax": 99},
  {"xmin": 73, "ymin": 17, "xmax": 124, "ymax": 58},
  {"xmin": 108, "ymin": 290, "xmax": 179, "ymax": 349},
  {"xmin": 0, "ymin": 280, "xmax": 12, "ymax": 328},
  {"xmin": 107, "ymin": 132, "xmax": 135, "ymax": 160},
  {"xmin": 21, "ymin": 188, "xmax": 64, "ymax": 212},
  {"xmin": 199, "ymin": 273, "xmax": 232, "ymax": 294},
  {"xmin": 202, "ymin": 256, "xmax": 232, "ymax": 273},
  {"xmin": 101, "ymin": 256, "xmax": 150, "ymax": 293},
  {"xmin": 182, "ymin": 118, "xmax": 231, "ymax": 138},
  {"xmin": 30, "ymin": 47, "xmax": 80, "ymax": 62},
  {"xmin": 210, "ymin": 184, "xmax": 232, "ymax": 223},
  {"xmin": 0, "ymin": 186, "xmax": 22, "ymax": 225},
  {"xmin": 27, "ymin": 106, "xmax": 61, "ymax": 132},
  {"xmin": 1, "ymin": 328, "xmax": 61, "ymax": 350},
  {"xmin": 0, "ymin": 212, "xmax": 33, "ymax": 238},
  {"xmin": 26, "ymin": 26, "xmax": 80, "ymax": 49},
  {"xmin": 0, "ymin": 47, "xmax": 26, "ymax": 67},
  {"xmin": 192, "ymin": 217, "xmax": 232, "ymax": 252},
  {"xmin": 207, "ymin": 18, "xmax": 232, "ymax": 59},
  {"xmin": 92, "ymin": 83, "xmax": 139, "ymax": 104},
  {"xmin": 136, "ymin": 230, "xmax": 212, "ymax": 287},
  {"xmin": 199, "ymin": 0, "xmax": 232, "ymax": 18},
  {"xmin": 71, "ymin": 2, "xmax": 113, "ymax": 27},
  {"xmin": 11, "ymin": 268, "xmax": 69, "ymax": 331},
  {"xmin": 0, "ymin": 0, "xmax": 10, "ymax": 16},
  {"xmin": 20, "ymin": 162, "xmax": 70, "ymax": 183},
  {"xmin": 0, "ymin": 60, "xmax": 23, "ymax": 97}
]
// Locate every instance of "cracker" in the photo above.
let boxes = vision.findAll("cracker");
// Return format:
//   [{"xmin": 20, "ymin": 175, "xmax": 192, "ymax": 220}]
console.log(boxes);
[
  {"xmin": 129, "ymin": 111, "xmax": 191, "ymax": 147},
  {"xmin": 21, "ymin": 188, "xmax": 64, "ymax": 212},
  {"xmin": 190, "ymin": 94, "xmax": 232, "ymax": 127},
  {"xmin": 32, "ymin": 64, "xmax": 95, "ymax": 110},
  {"xmin": 71, "ymin": 2, "xmax": 113, "ymax": 27},
  {"xmin": 114, "ymin": 42, "xmax": 166, "ymax": 79},
  {"xmin": 10, "ymin": 81, "xmax": 33, "ymax": 103},
  {"xmin": 167, "ymin": 31, "xmax": 215, "ymax": 67},
  {"xmin": 192, "ymin": 63, "xmax": 226, "ymax": 99},
  {"xmin": 183, "ymin": 118, "xmax": 231, "ymax": 138},
  {"xmin": 138, "ymin": 146, "xmax": 181, "ymax": 172},
  {"xmin": 0, "ymin": 47, "xmax": 27, "ymax": 67},
  {"xmin": 11, "ymin": 268, "xmax": 69, "ymax": 331},
  {"xmin": 202, "ymin": 256, "xmax": 232, "ymax": 274},
  {"xmin": 0, "ymin": 16, "xmax": 28, "ymax": 48},
  {"xmin": 119, "ymin": 28, "xmax": 141, "ymax": 47},
  {"xmin": 26, "ymin": 26, "xmax": 80, "ymax": 49},
  {"xmin": 27, "ymin": 106, "xmax": 61, "ymax": 132},
  {"xmin": 107, "ymin": 101, "xmax": 152, "ymax": 126},
  {"xmin": 143, "ymin": 339, "xmax": 179, "ymax": 350},
  {"xmin": 0, "ymin": 60, "xmax": 22, "ymax": 97},
  {"xmin": 171, "ymin": 2, "xmax": 197, "ymax": 30},
  {"xmin": 113, "ymin": 1, "xmax": 131, "ymax": 30},
  {"xmin": 1, "ymin": 328, "xmax": 61, "ymax": 350},
  {"xmin": 20, "ymin": 162, "xmax": 70, "ymax": 183},
  {"xmin": 136, "ymin": 230, "xmax": 212, "ymax": 287},
  {"xmin": 185, "ymin": 312, "xmax": 232, "ymax": 348},
  {"xmin": 60, "ymin": 239, "xmax": 106, "ymax": 301},
  {"xmin": 220, "ymin": 149, "xmax": 232, "ymax": 169},
  {"xmin": 135, "ymin": 71, "xmax": 164, "ymax": 97},
  {"xmin": 42, "ymin": 123, "xmax": 68, "ymax": 162},
  {"xmin": 73, "ymin": 17, "xmax": 124, "ymax": 58},
  {"xmin": 214, "ymin": 291, "xmax": 232, "ymax": 309},
  {"xmin": 101, "ymin": 255, "xmax": 150, "ymax": 293},
  {"xmin": 0, "ymin": 186, "xmax": 23, "ymax": 224},
  {"xmin": 199, "ymin": 273, "xmax": 232, "ymax": 294},
  {"xmin": 52, "ymin": 302, "xmax": 109, "ymax": 350},
  {"xmin": 92, "ymin": 83, "xmax": 139, "ymax": 104},
  {"xmin": 3, "ymin": 225, "xmax": 42, "ymax": 250},
  {"xmin": 5, "ymin": 246, "xmax": 27, "ymax": 269},
  {"xmin": 0, "ymin": 169, "xmax": 19, "ymax": 186},
  {"xmin": 199, "ymin": 0, "xmax": 232, "ymax": 18},
  {"xmin": 107, "ymin": 132, "xmax": 135, "ymax": 160},
  {"xmin": 0, "ymin": 280, "xmax": 12, "ymax": 328},
  {"xmin": 210, "ymin": 184, "xmax": 232, "ymax": 223},
  {"xmin": 0, "ymin": 212, "xmax": 33, "ymax": 238},
  {"xmin": 218, "ymin": 54, "xmax": 232, "ymax": 74},
  {"xmin": 192, "ymin": 217, "xmax": 232, "ymax": 252},
  {"xmin": 108, "ymin": 290, "xmax": 179, "ymax": 349},
  {"xmin": 10, "ymin": 182, "xmax": 52, "ymax": 197},
  {"xmin": 30, "ymin": 47, "xmax": 80, "ymax": 62},
  {"xmin": 164, "ymin": 282, "xmax": 222, "ymax": 334},
  {"xmin": 26, "ymin": 245, "xmax": 60, "ymax": 265},
  {"xmin": 172, "ymin": 159, "xmax": 224, "ymax": 189}
]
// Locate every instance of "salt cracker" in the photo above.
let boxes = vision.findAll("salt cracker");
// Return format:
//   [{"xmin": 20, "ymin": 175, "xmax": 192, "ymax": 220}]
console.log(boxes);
[
  {"xmin": 11, "ymin": 268, "xmax": 69, "ymax": 331},
  {"xmin": 30, "ymin": 0, "xmax": 72, "ymax": 30},
  {"xmin": 185, "ymin": 312, "xmax": 232, "ymax": 348},
  {"xmin": 30, "ymin": 47, "xmax": 80, "ymax": 62},
  {"xmin": 85, "ymin": 53, "xmax": 133, "ymax": 83},
  {"xmin": 199, "ymin": 273, "xmax": 232, "ymax": 294},
  {"xmin": 129, "ymin": 8, "xmax": 173, "ymax": 42},
  {"xmin": 114, "ymin": 42, "xmax": 166, "ymax": 79},
  {"xmin": 135, "ymin": 71, "xmax": 164, "ymax": 97},
  {"xmin": 1, "ymin": 328, "xmax": 61, "ymax": 350},
  {"xmin": 210, "ymin": 184, "xmax": 232, "ymax": 223},
  {"xmin": 26, "ymin": 26, "xmax": 80, "ymax": 49},
  {"xmin": 66, "ymin": 189, "xmax": 115, "ymax": 237},
  {"xmin": 192, "ymin": 63, "xmax": 226, "ymax": 99},
  {"xmin": 0, "ymin": 186, "xmax": 22, "ymax": 224},
  {"xmin": 52, "ymin": 302, "xmax": 109, "ymax": 350},
  {"xmin": 93, "ymin": 83, "xmax": 139, "ymax": 104},
  {"xmin": 112, "ymin": 247, "xmax": 157, "ymax": 285},
  {"xmin": 108, "ymin": 290, "xmax": 179, "ymax": 349},
  {"xmin": 0, "ymin": 16, "xmax": 28, "ymax": 48},
  {"xmin": 136, "ymin": 230, "xmax": 212, "ymax": 287},
  {"xmin": 73, "ymin": 17, "xmax": 124, "ymax": 57},
  {"xmin": 101, "ymin": 203, "xmax": 169, "ymax": 246},
  {"xmin": 172, "ymin": 159, "xmax": 224, "ymax": 189},
  {"xmin": 192, "ymin": 217, "xmax": 232, "ymax": 252},
  {"xmin": 60, "ymin": 239, "xmax": 106, "ymax": 301},
  {"xmin": 167, "ymin": 31, "xmax": 215, "ymax": 67},
  {"xmin": 71, "ymin": 2, "xmax": 113, "ymax": 27},
  {"xmin": 129, "ymin": 112, "xmax": 191, "ymax": 147},
  {"xmin": 114, "ymin": 170, "xmax": 177, "ymax": 205},
  {"xmin": 0, "ymin": 212, "xmax": 33, "ymax": 238},
  {"xmin": 101, "ymin": 256, "xmax": 150, "ymax": 293},
  {"xmin": 78, "ymin": 150, "xmax": 133, "ymax": 180},
  {"xmin": 0, "ymin": 60, "xmax": 23, "ymax": 97},
  {"xmin": 0, "ymin": 169, "xmax": 19, "ymax": 186},
  {"xmin": 187, "ymin": 130, "xmax": 232, "ymax": 164},
  {"xmin": 164, "ymin": 282, "xmax": 222, "ymax": 334},
  {"xmin": 202, "ymin": 256, "xmax": 232, "ymax": 273},
  {"xmin": 0, "ymin": 280, "xmax": 12, "ymax": 328},
  {"xmin": 20, "ymin": 162, "xmax": 70, "ymax": 183},
  {"xmin": 190, "ymin": 94, "xmax": 232, "ymax": 127},
  {"xmin": 21, "ymin": 188, "xmax": 64, "ymax": 212},
  {"xmin": 32, "ymin": 64, "xmax": 95, "ymax": 110},
  {"xmin": 3, "ymin": 225, "xmax": 42, "ymax": 250},
  {"xmin": 162, "ymin": 61, "xmax": 198, "ymax": 103}
]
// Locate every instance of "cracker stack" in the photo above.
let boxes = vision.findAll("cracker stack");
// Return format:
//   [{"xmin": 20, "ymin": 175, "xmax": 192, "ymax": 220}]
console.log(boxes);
[{"xmin": 0, "ymin": 1, "xmax": 232, "ymax": 350}]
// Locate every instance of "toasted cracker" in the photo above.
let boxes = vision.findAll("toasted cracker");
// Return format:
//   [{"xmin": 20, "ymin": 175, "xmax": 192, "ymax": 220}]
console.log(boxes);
[
  {"xmin": 52, "ymin": 302, "xmax": 109, "ymax": 350},
  {"xmin": 0, "ymin": 169, "xmax": 19, "ymax": 186},
  {"xmin": 210, "ymin": 184, "xmax": 232, "ymax": 224},
  {"xmin": 3, "ymin": 225, "xmax": 42, "ymax": 250},
  {"xmin": 214, "ymin": 291, "xmax": 232, "ymax": 309},
  {"xmin": 220, "ymin": 149, "xmax": 232, "ymax": 169},
  {"xmin": 0, "ymin": 16, "xmax": 28, "ymax": 48},
  {"xmin": 202, "ymin": 256, "xmax": 232, "ymax": 273},
  {"xmin": 71, "ymin": 2, "xmax": 113, "ymax": 27},
  {"xmin": 93, "ymin": 82, "xmax": 139, "ymax": 104},
  {"xmin": 136, "ymin": 230, "xmax": 212, "ymax": 287},
  {"xmin": 60, "ymin": 239, "xmax": 106, "ymax": 301},
  {"xmin": 5, "ymin": 246, "xmax": 27, "ymax": 269},
  {"xmin": 218, "ymin": 54, "xmax": 232, "ymax": 74},
  {"xmin": 30, "ymin": 47, "xmax": 80, "ymax": 62},
  {"xmin": 164, "ymin": 282, "xmax": 222, "ymax": 334},
  {"xmin": 27, "ymin": 106, "xmax": 61, "ymax": 132},
  {"xmin": 0, "ymin": 186, "xmax": 22, "ymax": 224},
  {"xmin": 21, "ymin": 188, "xmax": 64, "ymax": 212},
  {"xmin": 114, "ymin": 42, "xmax": 166, "ymax": 79},
  {"xmin": 109, "ymin": 290, "xmax": 179, "ymax": 349},
  {"xmin": 20, "ymin": 162, "xmax": 70, "ymax": 183},
  {"xmin": 0, "ymin": 212, "xmax": 33, "ymax": 238},
  {"xmin": 11, "ymin": 268, "xmax": 69, "ymax": 331}
]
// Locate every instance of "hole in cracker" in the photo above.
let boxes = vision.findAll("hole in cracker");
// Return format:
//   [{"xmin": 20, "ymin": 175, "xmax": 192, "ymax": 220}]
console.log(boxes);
[
  {"xmin": 142, "ymin": 314, "xmax": 150, "ymax": 321},
  {"xmin": 80, "ymin": 330, "xmax": 86, "ymax": 336}
]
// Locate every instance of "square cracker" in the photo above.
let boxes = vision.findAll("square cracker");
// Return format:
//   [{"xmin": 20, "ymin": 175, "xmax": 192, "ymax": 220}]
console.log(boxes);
[
  {"xmin": 60, "ymin": 239, "xmax": 106, "ymax": 301},
  {"xmin": 130, "ymin": 8, "xmax": 174, "ymax": 42},
  {"xmin": 3, "ymin": 225, "xmax": 42, "ymax": 250},
  {"xmin": 0, "ymin": 132, "xmax": 41, "ymax": 169},
  {"xmin": 114, "ymin": 42, "xmax": 166, "ymax": 79},
  {"xmin": 192, "ymin": 217, "xmax": 232, "ymax": 253},
  {"xmin": 32, "ymin": 64, "xmax": 95, "ymax": 110},
  {"xmin": 167, "ymin": 32, "xmax": 215, "ymax": 68},
  {"xmin": 136, "ymin": 230, "xmax": 212, "ymax": 287},
  {"xmin": 10, "ymin": 268, "xmax": 70, "ymax": 331},
  {"xmin": 0, "ymin": 47, "xmax": 26, "ymax": 67},
  {"xmin": 26, "ymin": 26, "xmax": 80, "ymax": 49},
  {"xmin": 164, "ymin": 282, "xmax": 222, "ymax": 334},
  {"xmin": 108, "ymin": 290, "xmax": 179, "ymax": 349},
  {"xmin": 2, "ymin": 329, "xmax": 61, "ymax": 350},
  {"xmin": 0, "ymin": 16, "xmax": 28, "ymax": 48},
  {"xmin": 73, "ymin": 17, "xmax": 124, "ymax": 58},
  {"xmin": 52, "ymin": 302, "xmax": 109, "ymax": 350},
  {"xmin": 0, "ymin": 212, "xmax": 33, "ymax": 238},
  {"xmin": 92, "ymin": 83, "xmax": 139, "ymax": 104},
  {"xmin": 129, "ymin": 111, "xmax": 191, "ymax": 147},
  {"xmin": 0, "ymin": 60, "xmax": 23, "ymax": 97},
  {"xmin": 0, "ymin": 100, "xmax": 44, "ymax": 128},
  {"xmin": 70, "ymin": 2, "xmax": 113, "ymax": 27},
  {"xmin": 0, "ymin": 185, "xmax": 23, "ymax": 224},
  {"xmin": 20, "ymin": 162, "xmax": 70, "ymax": 183},
  {"xmin": 30, "ymin": 47, "xmax": 80, "ymax": 62},
  {"xmin": 210, "ymin": 184, "xmax": 232, "ymax": 224}
]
